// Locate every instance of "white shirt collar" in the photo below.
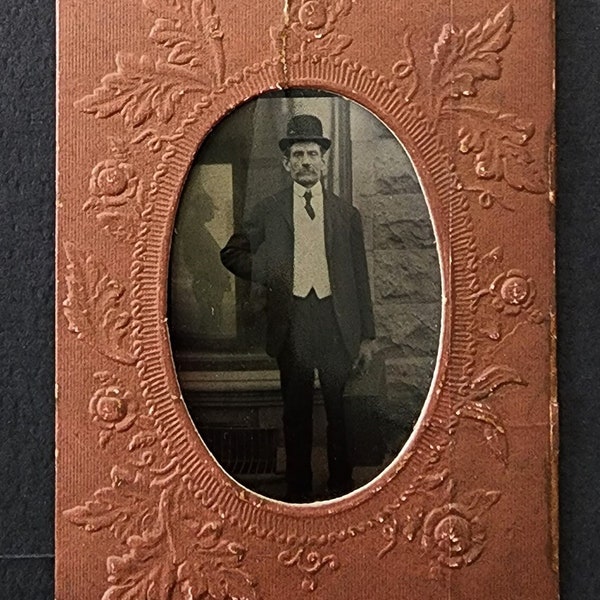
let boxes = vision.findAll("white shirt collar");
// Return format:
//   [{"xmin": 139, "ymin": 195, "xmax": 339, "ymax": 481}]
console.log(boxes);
[{"xmin": 293, "ymin": 180, "xmax": 323, "ymax": 200}]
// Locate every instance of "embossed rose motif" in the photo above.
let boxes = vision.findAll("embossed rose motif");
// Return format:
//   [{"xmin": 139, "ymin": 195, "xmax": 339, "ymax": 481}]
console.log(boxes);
[
  {"xmin": 290, "ymin": 0, "xmax": 351, "ymax": 42},
  {"xmin": 89, "ymin": 385, "xmax": 138, "ymax": 433},
  {"xmin": 88, "ymin": 159, "xmax": 138, "ymax": 205},
  {"xmin": 84, "ymin": 158, "xmax": 144, "ymax": 242},
  {"xmin": 298, "ymin": 1, "xmax": 328, "ymax": 30},
  {"xmin": 422, "ymin": 503, "xmax": 486, "ymax": 568},
  {"xmin": 489, "ymin": 269, "xmax": 536, "ymax": 316}
]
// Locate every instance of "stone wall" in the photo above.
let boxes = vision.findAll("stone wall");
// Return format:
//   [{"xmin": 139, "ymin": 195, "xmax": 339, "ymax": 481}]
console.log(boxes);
[{"xmin": 351, "ymin": 104, "xmax": 442, "ymax": 457}]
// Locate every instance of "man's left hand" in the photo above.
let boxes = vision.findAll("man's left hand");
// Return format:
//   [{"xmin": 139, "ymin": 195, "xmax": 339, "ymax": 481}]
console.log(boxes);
[{"xmin": 353, "ymin": 339, "xmax": 376, "ymax": 376}]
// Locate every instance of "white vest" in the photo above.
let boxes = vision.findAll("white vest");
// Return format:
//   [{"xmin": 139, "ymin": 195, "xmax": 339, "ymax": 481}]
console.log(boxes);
[{"xmin": 292, "ymin": 181, "xmax": 332, "ymax": 299}]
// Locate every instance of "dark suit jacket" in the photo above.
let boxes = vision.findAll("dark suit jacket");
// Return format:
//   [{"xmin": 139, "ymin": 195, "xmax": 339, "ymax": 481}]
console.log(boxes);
[{"xmin": 220, "ymin": 186, "xmax": 375, "ymax": 358}]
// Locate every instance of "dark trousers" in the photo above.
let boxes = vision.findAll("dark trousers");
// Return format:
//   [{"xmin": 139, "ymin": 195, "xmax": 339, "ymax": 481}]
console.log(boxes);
[{"xmin": 277, "ymin": 290, "xmax": 354, "ymax": 495}]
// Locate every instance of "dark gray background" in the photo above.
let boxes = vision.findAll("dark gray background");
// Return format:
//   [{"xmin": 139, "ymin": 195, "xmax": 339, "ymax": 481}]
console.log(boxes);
[{"xmin": 0, "ymin": 0, "xmax": 598, "ymax": 597}]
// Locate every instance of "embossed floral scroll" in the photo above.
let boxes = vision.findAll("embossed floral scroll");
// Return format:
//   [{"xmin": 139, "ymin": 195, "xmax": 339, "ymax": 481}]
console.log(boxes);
[{"xmin": 56, "ymin": 1, "xmax": 557, "ymax": 599}]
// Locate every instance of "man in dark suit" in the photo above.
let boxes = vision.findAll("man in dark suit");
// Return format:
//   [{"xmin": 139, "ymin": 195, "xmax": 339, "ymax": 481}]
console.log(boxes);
[{"xmin": 221, "ymin": 114, "xmax": 375, "ymax": 502}]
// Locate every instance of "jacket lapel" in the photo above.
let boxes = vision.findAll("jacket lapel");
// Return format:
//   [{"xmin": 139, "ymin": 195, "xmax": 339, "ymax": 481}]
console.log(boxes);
[
  {"xmin": 269, "ymin": 187, "xmax": 294, "ymax": 293},
  {"xmin": 324, "ymin": 188, "xmax": 345, "ymax": 264},
  {"xmin": 273, "ymin": 186, "xmax": 293, "ymax": 231}
]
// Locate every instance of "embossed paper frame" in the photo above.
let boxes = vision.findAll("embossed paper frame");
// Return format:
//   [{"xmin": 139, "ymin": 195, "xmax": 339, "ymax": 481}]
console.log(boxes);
[{"xmin": 56, "ymin": 1, "xmax": 557, "ymax": 598}]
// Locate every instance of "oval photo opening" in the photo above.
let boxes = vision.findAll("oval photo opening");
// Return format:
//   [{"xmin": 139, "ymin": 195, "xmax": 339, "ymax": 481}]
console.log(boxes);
[{"xmin": 169, "ymin": 89, "xmax": 441, "ymax": 503}]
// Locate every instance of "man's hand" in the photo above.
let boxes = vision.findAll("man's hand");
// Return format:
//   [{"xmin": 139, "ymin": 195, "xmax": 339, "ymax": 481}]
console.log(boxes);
[{"xmin": 352, "ymin": 339, "xmax": 376, "ymax": 376}]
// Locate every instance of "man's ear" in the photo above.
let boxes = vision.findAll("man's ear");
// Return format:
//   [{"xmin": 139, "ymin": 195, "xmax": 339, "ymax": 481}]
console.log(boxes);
[{"xmin": 282, "ymin": 156, "xmax": 291, "ymax": 173}]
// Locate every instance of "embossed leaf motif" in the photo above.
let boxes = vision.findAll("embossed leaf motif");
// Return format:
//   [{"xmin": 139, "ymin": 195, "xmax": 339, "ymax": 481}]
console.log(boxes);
[
  {"xmin": 150, "ymin": 17, "xmax": 188, "ymax": 47},
  {"xmin": 418, "ymin": 470, "xmax": 449, "ymax": 493},
  {"xmin": 104, "ymin": 492, "xmax": 256, "ymax": 600},
  {"xmin": 431, "ymin": 4, "xmax": 513, "ymax": 99},
  {"xmin": 149, "ymin": 6, "xmax": 223, "ymax": 72},
  {"xmin": 128, "ymin": 431, "xmax": 158, "ymax": 452},
  {"xmin": 150, "ymin": 18, "xmax": 205, "ymax": 67},
  {"xmin": 63, "ymin": 243, "xmax": 135, "ymax": 365},
  {"xmin": 146, "ymin": 0, "xmax": 225, "ymax": 82},
  {"xmin": 458, "ymin": 111, "xmax": 547, "ymax": 193},
  {"xmin": 75, "ymin": 52, "xmax": 209, "ymax": 127},
  {"xmin": 178, "ymin": 522, "xmax": 256, "ymax": 600},
  {"xmin": 467, "ymin": 365, "xmax": 525, "ymax": 402},
  {"xmin": 143, "ymin": 0, "xmax": 182, "ymax": 16},
  {"xmin": 314, "ymin": 33, "xmax": 352, "ymax": 57},
  {"xmin": 483, "ymin": 422, "xmax": 509, "ymax": 466},
  {"xmin": 459, "ymin": 365, "xmax": 526, "ymax": 463},
  {"xmin": 64, "ymin": 466, "xmax": 156, "ymax": 542},
  {"xmin": 459, "ymin": 402, "xmax": 509, "ymax": 464},
  {"xmin": 333, "ymin": 0, "xmax": 353, "ymax": 16},
  {"xmin": 66, "ymin": 467, "xmax": 257, "ymax": 600},
  {"xmin": 459, "ymin": 489, "xmax": 502, "ymax": 518},
  {"xmin": 103, "ymin": 493, "xmax": 176, "ymax": 600}
]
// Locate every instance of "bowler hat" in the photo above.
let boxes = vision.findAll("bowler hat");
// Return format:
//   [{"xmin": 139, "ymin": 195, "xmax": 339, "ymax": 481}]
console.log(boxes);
[{"xmin": 278, "ymin": 114, "xmax": 331, "ymax": 152}]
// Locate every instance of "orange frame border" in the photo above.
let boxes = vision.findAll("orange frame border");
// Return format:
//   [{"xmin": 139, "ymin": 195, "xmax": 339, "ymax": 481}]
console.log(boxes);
[{"xmin": 56, "ymin": 2, "xmax": 557, "ymax": 598}]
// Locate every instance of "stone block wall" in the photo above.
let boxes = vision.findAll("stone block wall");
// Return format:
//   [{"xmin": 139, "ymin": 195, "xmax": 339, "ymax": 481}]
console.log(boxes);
[{"xmin": 351, "ymin": 105, "xmax": 442, "ymax": 457}]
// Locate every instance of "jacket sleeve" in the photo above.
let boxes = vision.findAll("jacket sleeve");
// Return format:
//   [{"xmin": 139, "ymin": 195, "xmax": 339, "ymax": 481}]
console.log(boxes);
[
  {"xmin": 350, "ymin": 207, "xmax": 376, "ymax": 340},
  {"xmin": 220, "ymin": 199, "xmax": 266, "ymax": 283}
]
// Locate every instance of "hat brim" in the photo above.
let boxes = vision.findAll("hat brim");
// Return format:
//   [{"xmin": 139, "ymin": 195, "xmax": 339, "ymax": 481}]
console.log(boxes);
[{"xmin": 279, "ymin": 137, "xmax": 331, "ymax": 152}]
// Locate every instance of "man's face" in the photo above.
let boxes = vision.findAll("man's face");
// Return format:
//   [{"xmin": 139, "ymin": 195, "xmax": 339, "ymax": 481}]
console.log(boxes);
[{"xmin": 283, "ymin": 141, "xmax": 326, "ymax": 188}]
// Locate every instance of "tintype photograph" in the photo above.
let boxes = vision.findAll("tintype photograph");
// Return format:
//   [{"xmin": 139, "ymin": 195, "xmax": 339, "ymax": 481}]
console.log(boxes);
[
  {"xmin": 169, "ymin": 89, "xmax": 441, "ymax": 503},
  {"xmin": 57, "ymin": 2, "xmax": 556, "ymax": 597}
]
